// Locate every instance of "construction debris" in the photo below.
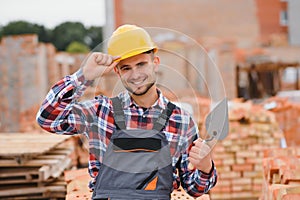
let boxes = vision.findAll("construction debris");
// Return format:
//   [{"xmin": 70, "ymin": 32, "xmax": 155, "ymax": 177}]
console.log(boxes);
[{"xmin": 262, "ymin": 96, "xmax": 300, "ymax": 146}]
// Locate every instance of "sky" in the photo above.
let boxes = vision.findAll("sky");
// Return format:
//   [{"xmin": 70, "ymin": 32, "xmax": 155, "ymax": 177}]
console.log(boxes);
[{"xmin": 0, "ymin": 0, "xmax": 106, "ymax": 28}]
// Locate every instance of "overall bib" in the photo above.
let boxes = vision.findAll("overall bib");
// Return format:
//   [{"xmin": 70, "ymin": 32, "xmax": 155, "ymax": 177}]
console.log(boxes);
[{"xmin": 92, "ymin": 97, "xmax": 175, "ymax": 200}]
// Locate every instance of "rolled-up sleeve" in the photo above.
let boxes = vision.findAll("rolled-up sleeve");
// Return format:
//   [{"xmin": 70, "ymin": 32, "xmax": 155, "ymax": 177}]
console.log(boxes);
[{"xmin": 36, "ymin": 68, "xmax": 95, "ymax": 135}]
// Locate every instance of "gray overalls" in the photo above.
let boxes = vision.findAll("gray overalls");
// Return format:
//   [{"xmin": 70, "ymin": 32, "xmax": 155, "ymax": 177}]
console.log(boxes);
[{"xmin": 92, "ymin": 97, "xmax": 175, "ymax": 200}]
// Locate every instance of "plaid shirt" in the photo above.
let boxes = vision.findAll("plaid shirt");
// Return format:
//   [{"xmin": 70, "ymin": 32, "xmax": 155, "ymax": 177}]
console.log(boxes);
[{"xmin": 36, "ymin": 69, "xmax": 217, "ymax": 197}]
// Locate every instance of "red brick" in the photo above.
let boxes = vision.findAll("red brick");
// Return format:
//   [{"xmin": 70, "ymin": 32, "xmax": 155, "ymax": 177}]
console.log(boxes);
[
  {"xmin": 219, "ymin": 171, "xmax": 241, "ymax": 179},
  {"xmin": 209, "ymin": 193, "xmax": 232, "ymax": 200},
  {"xmin": 231, "ymin": 178, "xmax": 252, "ymax": 185},
  {"xmin": 282, "ymin": 194, "xmax": 300, "ymax": 200},
  {"xmin": 232, "ymin": 164, "xmax": 253, "ymax": 172},
  {"xmin": 246, "ymin": 157, "xmax": 263, "ymax": 164},
  {"xmin": 243, "ymin": 171, "xmax": 263, "ymax": 178},
  {"xmin": 66, "ymin": 193, "xmax": 92, "ymax": 200},
  {"xmin": 231, "ymin": 191, "xmax": 259, "ymax": 199},
  {"xmin": 236, "ymin": 151, "xmax": 257, "ymax": 158}
]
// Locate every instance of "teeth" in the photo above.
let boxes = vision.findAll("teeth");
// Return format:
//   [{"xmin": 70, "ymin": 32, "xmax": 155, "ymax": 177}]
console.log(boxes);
[
  {"xmin": 131, "ymin": 78, "xmax": 146, "ymax": 85},
  {"xmin": 133, "ymin": 81, "xmax": 143, "ymax": 85}
]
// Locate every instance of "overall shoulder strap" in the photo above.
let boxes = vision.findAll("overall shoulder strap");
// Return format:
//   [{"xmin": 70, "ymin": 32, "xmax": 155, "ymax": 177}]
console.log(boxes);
[
  {"xmin": 111, "ymin": 97, "xmax": 126, "ymax": 130},
  {"xmin": 153, "ymin": 102, "xmax": 176, "ymax": 131}
]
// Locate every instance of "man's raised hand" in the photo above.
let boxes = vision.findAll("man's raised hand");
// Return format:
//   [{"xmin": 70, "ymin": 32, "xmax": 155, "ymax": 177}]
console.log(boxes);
[{"xmin": 83, "ymin": 52, "xmax": 120, "ymax": 81}]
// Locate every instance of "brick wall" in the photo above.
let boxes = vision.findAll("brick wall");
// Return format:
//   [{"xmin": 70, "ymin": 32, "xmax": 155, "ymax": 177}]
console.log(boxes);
[
  {"xmin": 255, "ymin": 0, "xmax": 288, "ymax": 45},
  {"xmin": 0, "ymin": 34, "xmax": 91, "ymax": 132},
  {"xmin": 0, "ymin": 35, "xmax": 40, "ymax": 132},
  {"xmin": 115, "ymin": 0, "xmax": 259, "ymax": 48},
  {"xmin": 112, "ymin": 0, "xmax": 261, "ymax": 99}
]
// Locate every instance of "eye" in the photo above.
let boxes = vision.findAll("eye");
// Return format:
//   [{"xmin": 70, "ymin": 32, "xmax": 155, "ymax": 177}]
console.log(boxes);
[
  {"xmin": 120, "ymin": 65, "xmax": 131, "ymax": 71},
  {"xmin": 137, "ymin": 62, "xmax": 147, "ymax": 67}
]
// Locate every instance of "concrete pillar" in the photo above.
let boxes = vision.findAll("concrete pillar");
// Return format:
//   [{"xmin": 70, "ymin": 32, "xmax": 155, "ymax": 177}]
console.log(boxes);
[{"xmin": 288, "ymin": 0, "xmax": 300, "ymax": 46}]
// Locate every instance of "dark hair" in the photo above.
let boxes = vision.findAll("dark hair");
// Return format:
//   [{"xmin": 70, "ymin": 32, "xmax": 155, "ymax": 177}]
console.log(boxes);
[
  {"xmin": 143, "ymin": 49, "xmax": 155, "ymax": 54},
  {"xmin": 143, "ymin": 49, "xmax": 155, "ymax": 60}
]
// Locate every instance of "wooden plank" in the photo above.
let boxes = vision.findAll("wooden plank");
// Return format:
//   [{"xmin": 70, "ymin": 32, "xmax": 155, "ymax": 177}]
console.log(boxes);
[
  {"xmin": 0, "ymin": 146, "xmax": 73, "ymax": 187},
  {"xmin": 0, "ymin": 176, "xmax": 66, "ymax": 199},
  {"xmin": 0, "ymin": 133, "xmax": 72, "ymax": 159},
  {"xmin": 0, "ymin": 167, "xmax": 40, "ymax": 184},
  {"xmin": 0, "ymin": 158, "xmax": 71, "ymax": 184},
  {"xmin": 0, "ymin": 159, "xmax": 60, "ymax": 167},
  {"xmin": 0, "ymin": 147, "xmax": 73, "ymax": 167},
  {"xmin": 238, "ymin": 62, "xmax": 299, "ymax": 72},
  {"xmin": 0, "ymin": 186, "xmax": 65, "ymax": 197}
]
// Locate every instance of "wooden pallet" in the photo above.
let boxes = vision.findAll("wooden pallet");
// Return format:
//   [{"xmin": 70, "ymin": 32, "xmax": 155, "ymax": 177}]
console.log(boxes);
[
  {"xmin": 0, "ymin": 133, "xmax": 71, "ymax": 164},
  {"xmin": 0, "ymin": 177, "xmax": 66, "ymax": 200},
  {"xmin": 0, "ymin": 133, "xmax": 75, "ymax": 199},
  {"xmin": 0, "ymin": 147, "xmax": 72, "ymax": 185},
  {"xmin": 0, "ymin": 147, "xmax": 73, "ymax": 166}
]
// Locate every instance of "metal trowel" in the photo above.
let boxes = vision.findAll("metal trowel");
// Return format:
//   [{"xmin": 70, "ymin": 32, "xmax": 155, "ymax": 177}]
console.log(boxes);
[
  {"xmin": 188, "ymin": 97, "xmax": 229, "ymax": 170},
  {"xmin": 203, "ymin": 97, "xmax": 229, "ymax": 146}
]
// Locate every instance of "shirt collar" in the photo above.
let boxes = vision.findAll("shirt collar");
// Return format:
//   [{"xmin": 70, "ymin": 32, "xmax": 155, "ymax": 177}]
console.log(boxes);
[{"xmin": 119, "ymin": 88, "xmax": 168, "ymax": 110}]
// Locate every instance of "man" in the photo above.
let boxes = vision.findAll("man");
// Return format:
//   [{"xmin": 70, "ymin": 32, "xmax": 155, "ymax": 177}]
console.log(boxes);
[{"xmin": 36, "ymin": 24, "xmax": 217, "ymax": 199}]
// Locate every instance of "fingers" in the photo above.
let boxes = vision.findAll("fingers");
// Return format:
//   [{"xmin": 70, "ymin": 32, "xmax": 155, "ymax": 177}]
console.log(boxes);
[
  {"xmin": 189, "ymin": 146, "xmax": 210, "ymax": 159},
  {"xmin": 93, "ymin": 53, "xmax": 120, "ymax": 65},
  {"xmin": 90, "ymin": 53, "xmax": 120, "ymax": 75},
  {"xmin": 189, "ymin": 139, "xmax": 211, "ymax": 159},
  {"xmin": 83, "ymin": 53, "xmax": 120, "ymax": 80},
  {"xmin": 94, "ymin": 53, "xmax": 113, "ymax": 66},
  {"xmin": 112, "ymin": 55, "xmax": 121, "ymax": 61},
  {"xmin": 188, "ymin": 138, "xmax": 213, "ymax": 172}
]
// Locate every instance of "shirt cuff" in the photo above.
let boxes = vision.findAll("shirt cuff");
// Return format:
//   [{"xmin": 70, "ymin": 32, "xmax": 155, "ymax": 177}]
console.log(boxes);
[
  {"xmin": 58, "ymin": 68, "xmax": 94, "ymax": 101},
  {"xmin": 194, "ymin": 160, "xmax": 215, "ymax": 185},
  {"xmin": 70, "ymin": 68, "xmax": 94, "ymax": 87},
  {"xmin": 192, "ymin": 160, "xmax": 217, "ymax": 194},
  {"xmin": 199, "ymin": 160, "xmax": 215, "ymax": 176}
]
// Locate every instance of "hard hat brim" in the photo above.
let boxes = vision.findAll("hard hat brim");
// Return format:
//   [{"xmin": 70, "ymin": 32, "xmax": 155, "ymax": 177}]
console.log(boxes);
[{"xmin": 113, "ymin": 47, "xmax": 157, "ymax": 62}]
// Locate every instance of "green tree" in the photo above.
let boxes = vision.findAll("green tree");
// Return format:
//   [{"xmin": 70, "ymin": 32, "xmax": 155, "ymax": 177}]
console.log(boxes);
[
  {"xmin": 0, "ymin": 20, "xmax": 103, "ymax": 52},
  {"xmin": 1, "ymin": 21, "xmax": 51, "ymax": 42},
  {"xmin": 85, "ymin": 26, "xmax": 103, "ymax": 50},
  {"xmin": 0, "ymin": 26, "xmax": 3, "ymax": 40},
  {"xmin": 66, "ymin": 41, "xmax": 90, "ymax": 53},
  {"xmin": 52, "ymin": 21, "xmax": 87, "ymax": 51}
]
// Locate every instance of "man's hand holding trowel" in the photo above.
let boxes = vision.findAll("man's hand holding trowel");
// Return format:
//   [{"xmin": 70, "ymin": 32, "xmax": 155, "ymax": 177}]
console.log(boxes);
[{"xmin": 189, "ymin": 98, "xmax": 229, "ymax": 172}]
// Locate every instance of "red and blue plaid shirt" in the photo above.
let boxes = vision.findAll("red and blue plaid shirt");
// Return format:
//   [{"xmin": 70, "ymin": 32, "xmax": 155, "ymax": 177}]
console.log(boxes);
[{"xmin": 36, "ymin": 69, "xmax": 217, "ymax": 197}]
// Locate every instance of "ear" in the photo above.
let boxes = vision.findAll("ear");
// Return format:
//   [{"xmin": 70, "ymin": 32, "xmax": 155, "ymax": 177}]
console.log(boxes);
[
  {"xmin": 153, "ymin": 56, "xmax": 160, "ymax": 72},
  {"xmin": 114, "ymin": 66, "xmax": 120, "ymax": 75}
]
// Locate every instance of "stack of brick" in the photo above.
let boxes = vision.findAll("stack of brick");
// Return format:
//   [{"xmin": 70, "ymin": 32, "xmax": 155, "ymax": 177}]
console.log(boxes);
[
  {"xmin": 262, "ymin": 96, "xmax": 300, "ymax": 146},
  {"xmin": 208, "ymin": 100, "xmax": 284, "ymax": 199},
  {"xmin": 64, "ymin": 168, "xmax": 92, "ymax": 200},
  {"xmin": 262, "ymin": 147, "xmax": 300, "ymax": 200}
]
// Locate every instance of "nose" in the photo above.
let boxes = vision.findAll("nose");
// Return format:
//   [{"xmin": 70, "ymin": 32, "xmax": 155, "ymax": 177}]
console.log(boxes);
[{"xmin": 130, "ymin": 67, "xmax": 142, "ymax": 80}]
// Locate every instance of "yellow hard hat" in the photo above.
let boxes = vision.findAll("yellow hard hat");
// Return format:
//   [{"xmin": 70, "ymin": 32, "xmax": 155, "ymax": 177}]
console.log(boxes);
[{"xmin": 107, "ymin": 24, "xmax": 157, "ymax": 62}]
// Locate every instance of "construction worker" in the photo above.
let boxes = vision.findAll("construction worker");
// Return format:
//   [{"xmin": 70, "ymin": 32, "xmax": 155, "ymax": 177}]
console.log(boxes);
[{"xmin": 36, "ymin": 24, "xmax": 217, "ymax": 200}]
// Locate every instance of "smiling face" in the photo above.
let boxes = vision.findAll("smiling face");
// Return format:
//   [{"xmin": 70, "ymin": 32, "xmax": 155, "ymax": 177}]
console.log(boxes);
[{"xmin": 114, "ymin": 52, "xmax": 160, "ymax": 96}]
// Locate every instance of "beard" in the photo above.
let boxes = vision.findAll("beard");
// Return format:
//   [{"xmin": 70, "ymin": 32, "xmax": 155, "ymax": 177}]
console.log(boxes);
[{"xmin": 124, "ymin": 81, "xmax": 155, "ymax": 96}]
